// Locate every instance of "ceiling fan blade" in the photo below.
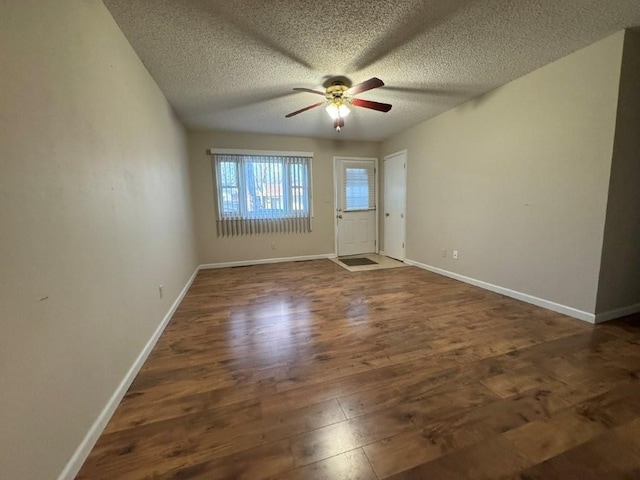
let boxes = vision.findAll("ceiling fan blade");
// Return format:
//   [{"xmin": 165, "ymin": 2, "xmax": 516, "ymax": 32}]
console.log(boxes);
[
  {"xmin": 293, "ymin": 87, "xmax": 326, "ymax": 96},
  {"xmin": 351, "ymin": 98, "xmax": 392, "ymax": 113},
  {"xmin": 347, "ymin": 77, "xmax": 384, "ymax": 95},
  {"xmin": 285, "ymin": 101, "xmax": 325, "ymax": 118}
]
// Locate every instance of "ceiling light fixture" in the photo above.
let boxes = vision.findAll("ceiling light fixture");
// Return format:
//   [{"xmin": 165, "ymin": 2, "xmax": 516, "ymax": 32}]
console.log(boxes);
[
  {"xmin": 326, "ymin": 101, "xmax": 350, "ymax": 132},
  {"xmin": 325, "ymin": 84, "xmax": 351, "ymax": 132},
  {"xmin": 286, "ymin": 77, "xmax": 391, "ymax": 133},
  {"xmin": 325, "ymin": 102, "xmax": 350, "ymax": 120}
]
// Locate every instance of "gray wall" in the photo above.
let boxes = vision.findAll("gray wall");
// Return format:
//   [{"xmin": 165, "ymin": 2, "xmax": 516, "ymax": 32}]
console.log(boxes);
[
  {"xmin": 381, "ymin": 32, "xmax": 625, "ymax": 314},
  {"xmin": 596, "ymin": 30, "xmax": 640, "ymax": 314},
  {"xmin": 188, "ymin": 130, "xmax": 381, "ymax": 264},
  {"xmin": 0, "ymin": 1, "xmax": 198, "ymax": 478}
]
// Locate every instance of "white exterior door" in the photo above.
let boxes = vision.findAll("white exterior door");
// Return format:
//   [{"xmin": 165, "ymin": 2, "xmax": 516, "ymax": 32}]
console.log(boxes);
[
  {"xmin": 384, "ymin": 151, "xmax": 406, "ymax": 261},
  {"xmin": 335, "ymin": 157, "xmax": 377, "ymax": 256}
]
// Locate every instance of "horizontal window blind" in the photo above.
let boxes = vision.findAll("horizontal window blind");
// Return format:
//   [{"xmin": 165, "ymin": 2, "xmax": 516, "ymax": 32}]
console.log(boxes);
[
  {"xmin": 343, "ymin": 163, "xmax": 375, "ymax": 211},
  {"xmin": 213, "ymin": 153, "xmax": 312, "ymax": 236}
]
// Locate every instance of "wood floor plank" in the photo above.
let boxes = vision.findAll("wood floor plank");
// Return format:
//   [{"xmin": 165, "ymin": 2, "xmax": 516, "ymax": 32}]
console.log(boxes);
[
  {"xmin": 504, "ymin": 407, "xmax": 608, "ymax": 464},
  {"xmin": 511, "ymin": 417, "xmax": 640, "ymax": 479},
  {"xmin": 269, "ymin": 448, "xmax": 378, "ymax": 480},
  {"xmin": 363, "ymin": 426, "xmax": 478, "ymax": 478},
  {"xmin": 481, "ymin": 364, "xmax": 557, "ymax": 398},
  {"xmin": 384, "ymin": 435, "xmax": 532, "ymax": 480},
  {"xmin": 82, "ymin": 399, "xmax": 345, "ymax": 478},
  {"xmin": 75, "ymin": 260, "xmax": 640, "ymax": 479},
  {"xmin": 151, "ymin": 439, "xmax": 294, "ymax": 480},
  {"xmin": 363, "ymin": 382, "xmax": 570, "ymax": 478},
  {"xmin": 288, "ymin": 407, "xmax": 417, "ymax": 467}
]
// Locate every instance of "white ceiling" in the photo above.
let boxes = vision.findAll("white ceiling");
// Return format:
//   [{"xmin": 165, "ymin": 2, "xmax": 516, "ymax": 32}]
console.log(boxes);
[{"xmin": 103, "ymin": 0, "xmax": 640, "ymax": 142}]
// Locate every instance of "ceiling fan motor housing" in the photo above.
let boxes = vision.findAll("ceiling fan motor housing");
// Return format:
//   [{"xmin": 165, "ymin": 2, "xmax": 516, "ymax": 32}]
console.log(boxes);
[{"xmin": 326, "ymin": 83, "xmax": 349, "ymax": 103}]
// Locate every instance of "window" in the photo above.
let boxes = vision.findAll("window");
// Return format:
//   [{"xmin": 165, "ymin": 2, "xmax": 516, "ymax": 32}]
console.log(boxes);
[
  {"xmin": 212, "ymin": 151, "xmax": 312, "ymax": 236},
  {"xmin": 343, "ymin": 163, "xmax": 375, "ymax": 211}
]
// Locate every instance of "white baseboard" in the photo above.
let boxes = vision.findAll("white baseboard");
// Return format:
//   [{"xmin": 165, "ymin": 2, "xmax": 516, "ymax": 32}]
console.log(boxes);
[
  {"xmin": 57, "ymin": 265, "xmax": 200, "ymax": 480},
  {"xmin": 199, "ymin": 253, "xmax": 336, "ymax": 269},
  {"xmin": 595, "ymin": 302, "xmax": 640, "ymax": 324},
  {"xmin": 404, "ymin": 259, "xmax": 596, "ymax": 323}
]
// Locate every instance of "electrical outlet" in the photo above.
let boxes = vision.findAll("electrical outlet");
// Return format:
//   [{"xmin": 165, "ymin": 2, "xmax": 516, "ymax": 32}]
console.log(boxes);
[
  {"xmin": 159, "ymin": 285, "xmax": 164, "ymax": 299},
  {"xmin": 453, "ymin": 250, "xmax": 459, "ymax": 260},
  {"xmin": 441, "ymin": 249, "xmax": 447, "ymax": 258}
]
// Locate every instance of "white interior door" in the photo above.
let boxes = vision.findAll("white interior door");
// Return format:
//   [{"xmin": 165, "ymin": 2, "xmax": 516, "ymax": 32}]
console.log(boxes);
[
  {"xmin": 384, "ymin": 151, "xmax": 406, "ymax": 261},
  {"xmin": 335, "ymin": 157, "xmax": 377, "ymax": 256}
]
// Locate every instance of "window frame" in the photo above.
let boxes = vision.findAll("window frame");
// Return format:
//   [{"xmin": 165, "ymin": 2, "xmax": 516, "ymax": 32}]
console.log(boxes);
[
  {"xmin": 343, "ymin": 164, "xmax": 376, "ymax": 212},
  {"xmin": 209, "ymin": 149, "xmax": 314, "ymax": 221}
]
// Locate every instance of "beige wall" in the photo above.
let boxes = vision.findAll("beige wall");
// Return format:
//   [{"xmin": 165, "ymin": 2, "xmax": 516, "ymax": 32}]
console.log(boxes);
[
  {"xmin": 596, "ymin": 30, "xmax": 640, "ymax": 314},
  {"xmin": 0, "ymin": 1, "xmax": 198, "ymax": 478},
  {"xmin": 188, "ymin": 130, "xmax": 380, "ymax": 263},
  {"xmin": 382, "ymin": 32, "xmax": 625, "ymax": 314}
]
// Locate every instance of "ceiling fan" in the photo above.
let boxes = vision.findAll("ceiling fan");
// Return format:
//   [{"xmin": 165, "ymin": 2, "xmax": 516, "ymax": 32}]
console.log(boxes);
[{"xmin": 285, "ymin": 77, "xmax": 392, "ymax": 131}]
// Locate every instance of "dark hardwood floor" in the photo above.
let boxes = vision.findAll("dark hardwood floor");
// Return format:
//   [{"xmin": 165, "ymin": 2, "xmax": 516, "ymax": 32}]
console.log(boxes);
[{"xmin": 76, "ymin": 260, "xmax": 640, "ymax": 479}]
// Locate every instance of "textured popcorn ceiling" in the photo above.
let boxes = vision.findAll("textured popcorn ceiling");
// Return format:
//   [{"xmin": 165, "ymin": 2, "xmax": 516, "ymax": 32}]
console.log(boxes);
[{"xmin": 103, "ymin": 0, "xmax": 640, "ymax": 141}]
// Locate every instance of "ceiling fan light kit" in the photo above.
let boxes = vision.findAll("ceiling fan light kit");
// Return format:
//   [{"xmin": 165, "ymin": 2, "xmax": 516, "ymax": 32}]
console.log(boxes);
[
  {"xmin": 325, "ymin": 102, "xmax": 350, "ymax": 120},
  {"xmin": 286, "ymin": 77, "xmax": 392, "ymax": 132}
]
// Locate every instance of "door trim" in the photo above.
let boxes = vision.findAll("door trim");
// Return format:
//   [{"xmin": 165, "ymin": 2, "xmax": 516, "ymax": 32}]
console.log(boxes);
[
  {"xmin": 333, "ymin": 156, "xmax": 379, "ymax": 257},
  {"xmin": 383, "ymin": 149, "xmax": 407, "ymax": 261}
]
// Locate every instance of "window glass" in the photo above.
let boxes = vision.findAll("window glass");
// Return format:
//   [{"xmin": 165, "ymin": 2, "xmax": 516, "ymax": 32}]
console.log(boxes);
[
  {"xmin": 214, "ymin": 154, "xmax": 311, "ymax": 220},
  {"xmin": 344, "ymin": 165, "xmax": 374, "ymax": 211}
]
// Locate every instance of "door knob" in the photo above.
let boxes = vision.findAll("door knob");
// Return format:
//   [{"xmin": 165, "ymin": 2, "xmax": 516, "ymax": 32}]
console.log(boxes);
[
  {"xmin": 337, "ymin": 215, "xmax": 343, "ymax": 219},
  {"xmin": 385, "ymin": 213, "xmax": 390, "ymax": 217}
]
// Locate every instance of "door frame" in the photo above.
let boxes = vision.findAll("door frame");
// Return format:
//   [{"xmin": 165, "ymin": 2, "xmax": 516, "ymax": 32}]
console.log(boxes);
[
  {"xmin": 333, "ymin": 156, "xmax": 379, "ymax": 257},
  {"xmin": 383, "ymin": 149, "xmax": 407, "ymax": 261}
]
